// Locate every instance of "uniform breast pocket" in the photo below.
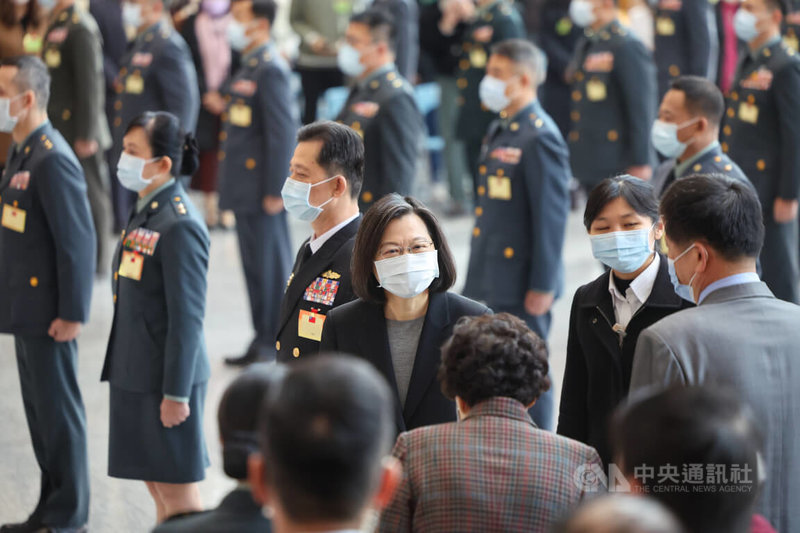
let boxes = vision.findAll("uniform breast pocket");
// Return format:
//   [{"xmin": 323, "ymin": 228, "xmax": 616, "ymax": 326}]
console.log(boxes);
[
  {"xmin": 228, "ymin": 96, "xmax": 255, "ymax": 129},
  {"xmin": 484, "ymin": 236, "xmax": 529, "ymax": 306}
]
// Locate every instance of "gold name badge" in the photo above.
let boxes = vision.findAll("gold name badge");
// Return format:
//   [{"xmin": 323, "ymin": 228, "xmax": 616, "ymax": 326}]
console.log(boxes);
[
  {"xmin": 298, "ymin": 310, "xmax": 326, "ymax": 342},
  {"xmin": 125, "ymin": 73, "xmax": 144, "ymax": 94},
  {"xmin": 586, "ymin": 79, "xmax": 607, "ymax": 102},
  {"xmin": 44, "ymin": 48, "xmax": 61, "ymax": 68},
  {"xmin": 1, "ymin": 204, "xmax": 26, "ymax": 233},
  {"xmin": 656, "ymin": 17, "xmax": 676, "ymax": 36},
  {"xmin": 738, "ymin": 102, "xmax": 759, "ymax": 125},
  {"xmin": 487, "ymin": 175, "xmax": 512, "ymax": 200},
  {"xmin": 469, "ymin": 47, "xmax": 487, "ymax": 69},
  {"xmin": 229, "ymin": 104, "xmax": 253, "ymax": 127},
  {"xmin": 784, "ymin": 33, "xmax": 799, "ymax": 53},
  {"xmin": 118, "ymin": 250, "xmax": 144, "ymax": 281}
]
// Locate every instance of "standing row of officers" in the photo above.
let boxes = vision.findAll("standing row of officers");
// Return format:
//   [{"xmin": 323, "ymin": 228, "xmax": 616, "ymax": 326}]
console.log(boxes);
[{"xmin": 2, "ymin": 0, "xmax": 800, "ymax": 530}]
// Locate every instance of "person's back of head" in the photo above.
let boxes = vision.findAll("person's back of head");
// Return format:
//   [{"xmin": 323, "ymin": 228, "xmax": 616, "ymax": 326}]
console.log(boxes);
[
  {"xmin": 556, "ymin": 494, "xmax": 685, "ymax": 533},
  {"xmin": 611, "ymin": 386, "xmax": 763, "ymax": 533},
  {"xmin": 218, "ymin": 363, "xmax": 287, "ymax": 480},
  {"xmin": 248, "ymin": 354, "xmax": 400, "ymax": 532}
]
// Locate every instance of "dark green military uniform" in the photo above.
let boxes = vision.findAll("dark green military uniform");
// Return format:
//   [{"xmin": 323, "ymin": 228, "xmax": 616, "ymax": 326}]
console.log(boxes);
[
  {"xmin": 102, "ymin": 180, "xmax": 211, "ymax": 482},
  {"xmin": 652, "ymin": 141, "xmax": 752, "ymax": 197},
  {"xmin": 0, "ymin": 121, "xmax": 95, "ymax": 530},
  {"xmin": 785, "ymin": 0, "xmax": 800, "ymax": 53},
  {"xmin": 217, "ymin": 42, "xmax": 296, "ymax": 361},
  {"xmin": 721, "ymin": 38, "xmax": 800, "ymax": 303},
  {"xmin": 652, "ymin": 0, "xmax": 717, "ymax": 98},
  {"xmin": 44, "ymin": 3, "xmax": 112, "ymax": 274},
  {"xmin": 568, "ymin": 20, "xmax": 657, "ymax": 187},
  {"xmin": 336, "ymin": 64, "xmax": 423, "ymax": 209},
  {"xmin": 109, "ymin": 21, "xmax": 199, "ymax": 230},
  {"xmin": 463, "ymin": 100, "xmax": 571, "ymax": 430},
  {"xmin": 454, "ymin": 0, "xmax": 524, "ymax": 195}
]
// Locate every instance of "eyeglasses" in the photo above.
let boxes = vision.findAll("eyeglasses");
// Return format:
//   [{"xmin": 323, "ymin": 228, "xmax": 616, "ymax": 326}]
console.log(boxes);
[{"xmin": 376, "ymin": 240, "xmax": 435, "ymax": 260}]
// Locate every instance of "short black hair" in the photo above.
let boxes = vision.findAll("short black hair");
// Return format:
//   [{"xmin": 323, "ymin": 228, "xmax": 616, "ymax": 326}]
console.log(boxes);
[
  {"xmin": 439, "ymin": 313, "xmax": 550, "ymax": 407},
  {"xmin": 297, "ymin": 120, "xmax": 364, "ymax": 199},
  {"xmin": 351, "ymin": 194, "xmax": 457, "ymax": 303},
  {"xmin": 125, "ymin": 111, "xmax": 199, "ymax": 176},
  {"xmin": 1, "ymin": 56, "xmax": 50, "ymax": 109},
  {"xmin": 218, "ymin": 363, "xmax": 287, "ymax": 480},
  {"xmin": 611, "ymin": 386, "xmax": 762, "ymax": 533},
  {"xmin": 260, "ymin": 355, "xmax": 394, "ymax": 523},
  {"xmin": 490, "ymin": 39, "xmax": 546, "ymax": 84},
  {"xmin": 584, "ymin": 175, "xmax": 659, "ymax": 230},
  {"xmin": 350, "ymin": 7, "xmax": 396, "ymax": 52},
  {"xmin": 660, "ymin": 174, "xmax": 764, "ymax": 260},
  {"xmin": 230, "ymin": 0, "xmax": 277, "ymax": 24},
  {"xmin": 669, "ymin": 76, "xmax": 725, "ymax": 128}
]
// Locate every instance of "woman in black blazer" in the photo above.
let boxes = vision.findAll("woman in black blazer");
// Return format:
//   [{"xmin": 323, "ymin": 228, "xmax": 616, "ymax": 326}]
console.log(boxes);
[
  {"xmin": 557, "ymin": 175, "xmax": 693, "ymax": 468},
  {"xmin": 320, "ymin": 194, "xmax": 489, "ymax": 435}
]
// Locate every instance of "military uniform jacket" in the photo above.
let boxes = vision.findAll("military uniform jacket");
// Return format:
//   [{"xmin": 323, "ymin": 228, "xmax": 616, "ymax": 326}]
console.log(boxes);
[
  {"xmin": 652, "ymin": 0, "xmax": 716, "ymax": 98},
  {"xmin": 102, "ymin": 181, "xmax": 211, "ymax": 399},
  {"xmin": 454, "ymin": 0, "xmax": 524, "ymax": 142},
  {"xmin": 0, "ymin": 122, "xmax": 95, "ymax": 336},
  {"xmin": 44, "ymin": 4, "xmax": 111, "ymax": 150},
  {"xmin": 784, "ymin": 0, "xmax": 800, "ymax": 53},
  {"xmin": 652, "ymin": 143, "xmax": 752, "ymax": 197},
  {"xmin": 110, "ymin": 22, "xmax": 199, "ymax": 155},
  {"xmin": 336, "ymin": 65, "xmax": 422, "ymax": 208},
  {"xmin": 463, "ymin": 102, "xmax": 571, "ymax": 307},
  {"xmin": 217, "ymin": 43, "xmax": 298, "ymax": 213},
  {"xmin": 568, "ymin": 21, "xmax": 657, "ymax": 186},
  {"xmin": 275, "ymin": 216, "xmax": 360, "ymax": 363},
  {"xmin": 721, "ymin": 40, "xmax": 800, "ymax": 206}
]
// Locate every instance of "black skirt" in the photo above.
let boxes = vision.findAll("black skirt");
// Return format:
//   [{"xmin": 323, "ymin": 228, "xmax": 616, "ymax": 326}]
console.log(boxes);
[{"xmin": 108, "ymin": 383, "xmax": 209, "ymax": 483}]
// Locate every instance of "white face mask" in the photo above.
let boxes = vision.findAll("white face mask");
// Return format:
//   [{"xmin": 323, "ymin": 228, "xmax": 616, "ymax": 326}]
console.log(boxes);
[
  {"xmin": 650, "ymin": 118, "xmax": 699, "ymax": 159},
  {"xmin": 569, "ymin": 0, "xmax": 596, "ymax": 28},
  {"xmin": 117, "ymin": 152, "xmax": 159, "ymax": 192},
  {"xmin": 281, "ymin": 176, "xmax": 337, "ymax": 222},
  {"xmin": 733, "ymin": 9, "xmax": 760, "ymax": 43},
  {"xmin": 374, "ymin": 250, "xmax": 440, "ymax": 299},
  {"xmin": 122, "ymin": 2, "xmax": 143, "ymax": 29},
  {"xmin": 0, "ymin": 95, "xmax": 23, "ymax": 133},
  {"xmin": 227, "ymin": 20, "xmax": 250, "ymax": 52},
  {"xmin": 479, "ymin": 75, "xmax": 511, "ymax": 113}
]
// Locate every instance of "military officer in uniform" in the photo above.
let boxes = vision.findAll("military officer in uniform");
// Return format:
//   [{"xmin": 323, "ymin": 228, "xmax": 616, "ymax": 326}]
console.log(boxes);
[
  {"xmin": 722, "ymin": 0, "xmax": 800, "ymax": 303},
  {"xmin": 102, "ymin": 111, "xmax": 210, "ymax": 522},
  {"xmin": 43, "ymin": 0, "xmax": 113, "ymax": 274},
  {"xmin": 450, "ymin": 0, "xmax": 524, "ymax": 197},
  {"xmin": 652, "ymin": 0, "xmax": 718, "ymax": 99},
  {"xmin": 784, "ymin": 0, "xmax": 800, "ymax": 52},
  {"xmin": 276, "ymin": 121, "xmax": 363, "ymax": 363},
  {"xmin": 566, "ymin": 0, "xmax": 657, "ymax": 185},
  {"xmin": 109, "ymin": 0, "xmax": 199, "ymax": 231},
  {"xmin": 212, "ymin": 0, "xmax": 297, "ymax": 366},
  {"xmin": 0, "ymin": 56, "xmax": 95, "ymax": 533},
  {"xmin": 651, "ymin": 76, "xmax": 751, "ymax": 197},
  {"xmin": 335, "ymin": 7, "xmax": 423, "ymax": 210},
  {"xmin": 463, "ymin": 40, "xmax": 571, "ymax": 430}
]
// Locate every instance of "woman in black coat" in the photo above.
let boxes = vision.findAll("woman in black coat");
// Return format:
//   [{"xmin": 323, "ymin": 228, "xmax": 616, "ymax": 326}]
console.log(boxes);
[
  {"xmin": 320, "ymin": 194, "xmax": 489, "ymax": 436},
  {"xmin": 557, "ymin": 175, "xmax": 693, "ymax": 468}
]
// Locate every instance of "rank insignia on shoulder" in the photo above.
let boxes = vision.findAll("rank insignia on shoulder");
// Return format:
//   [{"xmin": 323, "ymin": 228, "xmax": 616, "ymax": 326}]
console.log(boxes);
[
  {"xmin": 43, "ymin": 139, "xmax": 53, "ymax": 150},
  {"xmin": 321, "ymin": 270, "xmax": 341, "ymax": 280},
  {"xmin": 286, "ymin": 272, "xmax": 294, "ymax": 290},
  {"xmin": 10, "ymin": 171, "xmax": 30, "ymax": 190}
]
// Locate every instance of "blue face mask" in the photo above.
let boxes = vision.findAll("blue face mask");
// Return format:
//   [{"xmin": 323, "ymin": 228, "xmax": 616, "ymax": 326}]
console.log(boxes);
[
  {"xmin": 667, "ymin": 243, "xmax": 697, "ymax": 302},
  {"xmin": 590, "ymin": 227, "xmax": 654, "ymax": 274},
  {"xmin": 117, "ymin": 152, "xmax": 159, "ymax": 192},
  {"xmin": 733, "ymin": 9, "xmax": 760, "ymax": 43},
  {"xmin": 227, "ymin": 20, "xmax": 249, "ymax": 52},
  {"xmin": 337, "ymin": 44, "xmax": 365, "ymax": 77},
  {"xmin": 479, "ymin": 75, "xmax": 510, "ymax": 113},
  {"xmin": 281, "ymin": 176, "xmax": 337, "ymax": 221}
]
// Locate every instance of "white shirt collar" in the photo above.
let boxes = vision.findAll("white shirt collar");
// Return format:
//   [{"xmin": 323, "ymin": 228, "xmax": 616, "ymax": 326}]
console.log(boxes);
[
  {"xmin": 607, "ymin": 253, "xmax": 661, "ymax": 305},
  {"xmin": 309, "ymin": 213, "xmax": 360, "ymax": 254}
]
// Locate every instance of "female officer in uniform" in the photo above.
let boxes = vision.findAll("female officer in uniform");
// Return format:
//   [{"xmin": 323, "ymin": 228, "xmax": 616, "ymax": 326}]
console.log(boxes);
[
  {"xmin": 101, "ymin": 111, "xmax": 211, "ymax": 524},
  {"xmin": 557, "ymin": 175, "xmax": 692, "ymax": 468}
]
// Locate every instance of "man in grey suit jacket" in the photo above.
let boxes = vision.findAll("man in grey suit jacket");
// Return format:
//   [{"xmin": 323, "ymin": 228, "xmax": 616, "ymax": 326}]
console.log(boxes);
[{"xmin": 630, "ymin": 174, "xmax": 800, "ymax": 533}]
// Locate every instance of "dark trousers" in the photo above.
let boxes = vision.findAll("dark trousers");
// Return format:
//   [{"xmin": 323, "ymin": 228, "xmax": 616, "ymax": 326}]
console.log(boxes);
[
  {"xmin": 464, "ymin": 136, "xmax": 484, "ymax": 201},
  {"xmin": 297, "ymin": 65, "xmax": 344, "ymax": 124},
  {"xmin": 235, "ymin": 211, "xmax": 293, "ymax": 357},
  {"xmin": 14, "ymin": 335, "xmax": 89, "ymax": 528},
  {"xmin": 80, "ymin": 150, "xmax": 112, "ymax": 274},
  {"xmin": 490, "ymin": 304, "xmax": 555, "ymax": 431},
  {"xmin": 761, "ymin": 217, "xmax": 800, "ymax": 303}
]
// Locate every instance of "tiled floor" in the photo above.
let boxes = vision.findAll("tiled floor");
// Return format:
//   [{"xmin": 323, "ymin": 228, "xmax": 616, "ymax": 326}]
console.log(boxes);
[{"xmin": 0, "ymin": 198, "xmax": 602, "ymax": 532}]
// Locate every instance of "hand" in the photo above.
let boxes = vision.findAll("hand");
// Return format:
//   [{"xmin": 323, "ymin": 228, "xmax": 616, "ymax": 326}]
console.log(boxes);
[
  {"xmin": 525, "ymin": 290, "xmax": 555, "ymax": 317},
  {"xmin": 774, "ymin": 197, "xmax": 799, "ymax": 224},
  {"xmin": 310, "ymin": 35, "xmax": 329, "ymax": 55},
  {"xmin": 48, "ymin": 319, "xmax": 81, "ymax": 342},
  {"xmin": 160, "ymin": 398, "xmax": 190, "ymax": 428},
  {"xmin": 263, "ymin": 195, "xmax": 284, "ymax": 215},
  {"xmin": 454, "ymin": 0, "xmax": 475, "ymax": 20},
  {"xmin": 472, "ymin": 25, "xmax": 494, "ymax": 43},
  {"xmin": 73, "ymin": 139, "xmax": 98, "ymax": 159},
  {"xmin": 627, "ymin": 165, "xmax": 653, "ymax": 181},
  {"xmin": 202, "ymin": 91, "xmax": 226, "ymax": 115}
]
